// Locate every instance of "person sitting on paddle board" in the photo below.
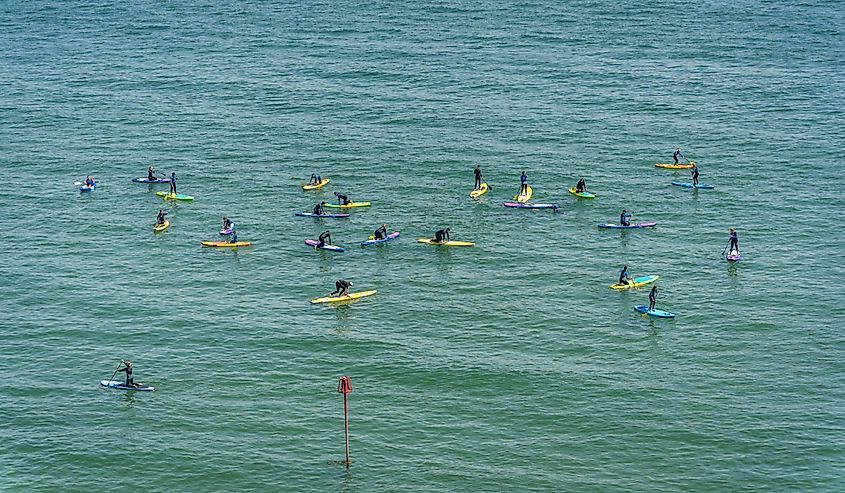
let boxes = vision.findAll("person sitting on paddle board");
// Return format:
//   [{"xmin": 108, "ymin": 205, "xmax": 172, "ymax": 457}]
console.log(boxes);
[
  {"xmin": 433, "ymin": 228, "xmax": 451, "ymax": 243},
  {"xmin": 334, "ymin": 192, "xmax": 351, "ymax": 205},
  {"xmin": 331, "ymin": 279, "xmax": 352, "ymax": 297},
  {"xmin": 673, "ymin": 148, "xmax": 683, "ymax": 165},
  {"xmin": 575, "ymin": 177, "xmax": 587, "ymax": 193},
  {"xmin": 317, "ymin": 230, "xmax": 332, "ymax": 248},
  {"xmin": 156, "ymin": 209, "xmax": 167, "ymax": 225},
  {"xmin": 228, "ymin": 231, "xmax": 238, "ymax": 243},
  {"xmin": 648, "ymin": 285, "xmax": 658, "ymax": 311},
  {"xmin": 728, "ymin": 228, "xmax": 739, "ymax": 255},
  {"xmin": 313, "ymin": 201, "xmax": 327, "ymax": 215},
  {"xmin": 147, "ymin": 166, "xmax": 157, "ymax": 181},
  {"xmin": 620, "ymin": 210, "xmax": 632, "ymax": 227},
  {"xmin": 374, "ymin": 224, "xmax": 388, "ymax": 240},
  {"xmin": 116, "ymin": 360, "xmax": 142, "ymax": 388},
  {"xmin": 308, "ymin": 174, "xmax": 322, "ymax": 185},
  {"xmin": 169, "ymin": 172, "xmax": 177, "ymax": 194},
  {"xmin": 618, "ymin": 265, "xmax": 632, "ymax": 286},
  {"xmin": 519, "ymin": 171, "xmax": 528, "ymax": 195},
  {"xmin": 691, "ymin": 163, "xmax": 700, "ymax": 186},
  {"xmin": 85, "ymin": 176, "xmax": 95, "ymax": 187},
  {"xmin": 474, "ymin": 165, "xmax": 482, "ymax": 190}
]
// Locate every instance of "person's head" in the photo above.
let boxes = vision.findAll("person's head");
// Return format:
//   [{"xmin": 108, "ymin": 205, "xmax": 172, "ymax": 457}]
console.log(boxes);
[
  {"xmin": 475, "ymin": 165, "xmax": 479, "ymax": 169},
  {"xmin": 320, "ymin": 201, "xmax": 326, "ymax": 205},
  {"xmin": 446, "ymin": 227, "xmax": 451, "ymax": 232},
  {"xmin": 730, "ymin": 227, "xmax": 735, "ymax": 232},
  {"xmin": 123, "ymin": 360, "xmax": 132, "ymax": 366},
  {"xmin": 622, "ymin": 209, "xmax": 627, "ymax": 213},
  {"xmin": 171, "ymin": 172, "xmax": 175, "ymax": 176},
  {"xmin": 522, "ymin": 171, "xmax": 526, "ymax": 175},
  {"xmin": 382, "ymin": 223, "xmax": 388, "ymax": 228},
  {"xmin": 223, "ymin": 216, "xmax": 228, "ymax": 220},
  {"xmin": 676, "ymin": 148, "xmax": 680, "ymax": 151},
  {"xmin": 333, "ymin": 191, "xmax": 339, "ymax": 196},
  {"xmin": 623, "ymin": 265, "xmax": 627, "ymax": 270}
]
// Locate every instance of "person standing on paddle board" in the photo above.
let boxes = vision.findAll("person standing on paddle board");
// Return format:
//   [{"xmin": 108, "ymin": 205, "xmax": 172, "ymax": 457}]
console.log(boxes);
[
  {"xmin": 116, "ymin": 360, "xmax": 142, "ymax": 388},
  {"xmin": 648, "ymin": 285, "xmax": 658, "ymax": 311},
  {"xmin": 728, "ymin": 228, "xmax": 740, "ymax": 255},
  {"xmin": 169, "ymin": 172, "xmax": 177, "ymax": 194},
  {"xmin": 691, "ymin": 163, "xmax": 700, "ymax": 186},
  {"xmin": 620, "ymin": 210, "xmax": 632, "ymax": 227},
  {"xmin": 474, "ymin": 165, "xmax": 483, "ymax": 190},
  {"xmin": 317, "ymin": 230, "xmax": 332, "ymax": 248},
  {"xmin": 331, "ymin": 279, "xmax": 352, "ymax": 297},
  {"xmin": 374, "ymin": 224, "xmax": 388, "ymax": 240},
  {"xmin": 619, "ymin": 265, "xmax": 632, "ymax": 286},
  {"xmin": 433, "ymin": 227, "xmax": 451, "ymax": 243},
  {"xmin": 334, "ymin": 192, "xmax": 351, "ymax": 205},
  {"xmin": 313, "ymin": 201, "xmax": 327, "ymax": 215},
  {"xmin": 156, "ymin": 209, "xmax": 167, "ymax": 225},
  {"xmin": 575, "ymin": 177, "xmax": 587, "ymax": 193},
  {"xmin": 519, "ymin": 171, "xmax": 528, "ymax": 195},
  {"xmin": 673, "ymin": 148, "xmax": 683, "ymax": 165}
]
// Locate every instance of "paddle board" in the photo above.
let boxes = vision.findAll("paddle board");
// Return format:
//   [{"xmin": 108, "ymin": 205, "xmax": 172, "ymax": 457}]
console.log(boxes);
[
  {"xmin": 153, "ymin": 220, "xmax": 170, "ymax": 232},
  {"xmin": 311, "ymin": 290, "xmax": 377, "ymax": 304},
  {"xmin": 295, "ymin": 212, "xmax": 350, "ymax": 218},
  {"xmin": 417, "ymin": 239, "xmax": 475, "ymax": 247},
  {"xmin": 305, "ymin": 239, "xmax": 344, "ymax": 252},
  {"xmin": 655, "ymin": 162, "xmax": 695, "ymax": 169},
  {"xmin": 610, "ymin": 275, "xmax": 659, "ymax": 290},
  {"xmin": 302, "ymin": 178, "xmax": 330, "ymax": 190},
  {"xmin": 568, "ymin": 188, "xmax": 595, "ymax": 198},
  {"xmin": 200, "ymin": 241, "xmax": 252, "ymax": 247},
  {"xmin": 634, "ymin": 305, "xmax": 675, "ymax": 318},
  {"xmin": 361, "ymin": 231, "xmax": 400, "ymax": 246},
  {"xmin": 324, "ymin": 201, "xmax": 371, "ymax": 209},
  {"xmin": 503, "ymin": 202, "xmax": 559, "ymax": 210},
  {"xmin": 727, "ymin": 252, "xmax": 742, "ymax": 262},
  {"xmin": 671, "ymin": 181, "xmax": 715, "ymax": 189},
  {"xmin": 80, "ymin": 183, "xmax": 97, "ymax": 192},
  {"xmin": 131, "ymin": 177, "xmax": 171, "ymax": 183},
  {"xmin": 100, "ymin": 380, "xmax": 155, "ymax": 392},
  {"xmin": 513, "ymin": 185, "xmax": 533, "ymax": 203},
  {"xmin": 156, "ymin": 192, "xmax": 194, "ymax": 201},
  {"xmin": 598, "ymin": 222, "xmax": 657, "ymax": 229},
  {"xmin": 470, "ymin": 182, "xmax": 489, "ymax": 198}
]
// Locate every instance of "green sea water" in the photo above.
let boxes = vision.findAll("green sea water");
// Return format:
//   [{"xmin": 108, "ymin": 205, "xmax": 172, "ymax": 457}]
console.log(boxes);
[{"xmin": 1, "ymin": 1, "xmax": 843, "ymax": 491}]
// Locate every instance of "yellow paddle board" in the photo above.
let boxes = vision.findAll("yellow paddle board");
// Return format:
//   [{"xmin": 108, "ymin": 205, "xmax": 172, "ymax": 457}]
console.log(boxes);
[
  {"xmin": 153, "ymin": 220, "xmax": 170, "ymax": 232},
  {"xmin": 655, "ymin": 162, "xmax": 695, "ymax": 169},
  {"xmin": 568, "ymin": 188, "xmax": 595, "ymax": 199},
  {"xmin": 324, "ymin": 201, "xmax": 371, "ymax": 209},
  {"xmin": 417, "ymin": 239, "xmax": 475, "ymax": 247},
  {"xmin": 513, "ymin": 185, "xmax": 532, "ymax": 203},
  {"xmin": 311, "ymin": 290, "xmax": 377, "ymax": 304},
  {"xmin": 609, "ymin": 275, "xmax": 659, "ymax": 290},
  {"xmin": 470, "ymin": 182, "xmax": 489, "ymax": 198},
  {"xmin": 302, "ymin": 178, "xmax": 330, "ymax": 190}
]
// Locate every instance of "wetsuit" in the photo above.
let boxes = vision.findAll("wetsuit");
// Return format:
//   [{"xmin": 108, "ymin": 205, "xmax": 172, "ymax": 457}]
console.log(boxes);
[
  {"xmin": 169, "ymin": 173, "xmax": 177, "ymax": 194},
  {"xmin": 691, "ymin": 166, "xmax": 700, "ymax": 186},
  {"xmin": 673, "ymin": 150, "xmax": 682, "ymax": 164},
  {"xmin": 313, "ymin": 203, "xmax": 325, "ymax": 215},
  {"xmin": 117, "ymin": 365, "xmax": 134, "ymax": 387},
  {"xmin": 148, "ymin": 167, "xmax": 156, "ymax": 180},
  {"xmin": 318, "ymin": 231, "xmax": 331, "ymax": 247},
  {"xmin": 576, "ymin": 179, "xmax": 586, "ymax": 193},
  {"xmin": 619, "ymin": 268, "xmax": 631, "ymax": 285},
  {"xmin": 229, "ymin": 232, "xmax": 238, "ymax": 243},
  {"xmin": 336, "ymin": 193, "xmax": 350, "ymax": 205},
  {"xmin": 434, "ymin": 229, "xmax": 450, "ymax": 242},
  {"xmin": 474, "ymin": 167, "xmax": 482, "ymax": 189},
  {"xmin": 729, "ymin": 231, "xmax": 739, "ymax": 254},
  {"xmin": 520, "ymin": 173, "xmax": 528, "ymax": 194},
  {"xmin": 156, "ymin": 211, "xmax": 167, "ymax": 225},
  {"xmin": 374, "ymin": 225, "xmax": 387, "ymax": 240},
  {"xmin": 620, "ymin": 211, "xmax": 631, "ymax": 227},
  {"xmin": 648, "ymin": 288, "xmax": 657, "ymax": 311},
  {"xmin": 85, "ymin": 177, "xmax": 95, "ymax": 187},
  {"xmin": 223, "ymin": 218, "xmax": 233, "ymax": 230},
  {"xmin": 331, "ymin": 279, "xmax": 351, "ymax": 296}
]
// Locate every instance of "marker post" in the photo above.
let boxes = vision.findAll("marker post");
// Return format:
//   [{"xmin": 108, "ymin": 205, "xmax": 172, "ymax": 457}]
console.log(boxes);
[{"xmin": 337, "ymin": 376, "xmax": 353, "ymax": 467}]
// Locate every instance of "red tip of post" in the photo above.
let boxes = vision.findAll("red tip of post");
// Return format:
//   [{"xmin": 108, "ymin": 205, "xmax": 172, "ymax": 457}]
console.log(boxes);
[{"xmin": 337, "ymin": 375, "xmax": 352, "ymax": 394}]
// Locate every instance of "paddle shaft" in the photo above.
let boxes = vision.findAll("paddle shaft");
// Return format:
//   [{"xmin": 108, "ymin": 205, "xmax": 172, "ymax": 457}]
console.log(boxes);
[{"xmin": 108, "ymin": 361, "xmax": 123, "ymax": 384}]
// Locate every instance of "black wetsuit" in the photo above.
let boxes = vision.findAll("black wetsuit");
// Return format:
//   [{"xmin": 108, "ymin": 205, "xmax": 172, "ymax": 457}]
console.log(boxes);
[
  {"xmin": 336, "ymin": 193, "xmax": 350, "ymax": 205},
  {"xmin": 156, "ymin": 211, "xmax": 167, "ymax": 225},
  {"xmin": 313, "ymin": 203, "xmax": 325, "ymax": 215},
  {"xmin": 148, "ymin": 167, "xmax": 156, "ymax": 180},
  {"xmin": 318, "ymin": 231, "xmax": 331, "ymax": 247},
  {"xmin": 620, "ymin": 212, "xmax": 631, "ymax": 227},
  {"xmin": 729, "ymin": 231, "xmax": 739, "ymax": 254},
  {"xmin": 117, "ymin": 365, "xmax": 134, "ymax": 386},
  {"xmin": 648, "ymin": 288, "xmax": 657, "ymax": 311},
  {"xmin": 434, "ymin": 229, "xmax": 450, "ymax": 242},
  {"xmin": 169, "ymin": 173, "xmax": 177, "ymax": 194},
  {"xmin": 520, "ymin": 173, "xmax": 528, "ymax": 194},
  {"xmin": 691, "ymin": 167, "xmax": 700, "ymax": 185},
  {"xmin": 474, "ymin": 167, "xmax": 482, "ymax": 189},
  {"xmin": 673, "ymin": 150, "xmax": 682, "ymax": 164},
  {"xmin": 619, "ymin": 268, "xmax": 631, "ymax": 285},
  {"xmin": 374, "ymin": 226, "xmax": 387, "ymax": 240},
  {"xmin": 331, "ymin": 279, "xmax": 351, "ymax": 296},
  {"xmin": 576, "ymin": 179, "xmax": 586, "ymax": 193}
]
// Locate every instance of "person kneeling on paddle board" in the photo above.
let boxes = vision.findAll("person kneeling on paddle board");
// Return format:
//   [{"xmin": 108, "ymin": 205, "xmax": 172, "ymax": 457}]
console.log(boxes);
[
  {"xmin": 313, "ymin": 201, "xmax": 327, "ymax": 216},
  {"xmin": 331, "ymin": 279, "xmax": 352, "ymax": 297},
  {"xmin": 620, "ymin": 210, "xmax": 632, "ymax": 227},
  {"xmin": 148, "ymin": 166, "xmax": 157, "ymax": 181},
  {"xmin": 618, "ymin": 265, "xmax": 632, "ymax": 286},
  {"xmin": 519, "ymin": 171, "xmax": 528, "ymax": 194},
  {"xmin": 575, "ymin": 177, "xmax": 587, "ymax": 193},
  {"xmin": 474, "ymin": 165, "xmax": 482, "ymax": 190},
  {"xmin": 433, "ymin": 228, "xmax": 451, "ymax": 243},
  {"xmin": 228, "ymin": 231, "xmax": 238, "ymax": 243},
  {"xmin": 374, "ymin": 224, "xmax": 388, "ymax": 240},
  {"xmin": 116, "ymin": 360, "xmax": 143, "ymax": 388},
  {"xmin": 169, "ymin": 172, "xmax": 177, "ymax": 194},
  {"xmin": 308, "ymin": 174, "xmax": 322, "ymax": 185},
  {"xmin": 728, "ymin": 228, "xmax": 739, "ymax": 255},
  {"xmin": 317, "ymin": 230, "xmax": 332, "ymax": 248},
  {"xmin": 85, "ymin": 176, "xmax": 95, "ymax": 187},
  {"xmin": 156, "ymin": 209, "xmax": 167, "ymax": 225},
  {"xmin": 648, "ymin": 286, "xmax": 658, "ymax": 311},
  {"xmin": 673, "ymin": 148, "xmax": 683, "ymax": 165},
  {"xmin": 334, "ymin": 192, "xmax": 351, "ymax": 205},
  {"xmin": 691, "ymin": 163, "xmax": 700, "ymax": 186}
]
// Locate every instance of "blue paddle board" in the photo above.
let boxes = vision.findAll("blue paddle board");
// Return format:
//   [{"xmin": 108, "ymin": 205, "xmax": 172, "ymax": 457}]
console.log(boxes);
[
  {"xmin": 295, "ymin": 212, "xmax": 350, "ymax": 218},
  {"xmin": 634, "ymin": 305, "xmax": 675, "ymax": 318},
  {"xmin": 361, "ymin": 231, "xmax": 400, "ymax": 246},
  {"xmin": 598, "ymin": 222, "xmax": 656, "ymax": 229},
  {"xmin": 671, "ymin": 181, "xmax": 715, "ymax": 189},
  {"xmin": 132, "ymin": 177, "xmax": 171, "ymax": 183}
]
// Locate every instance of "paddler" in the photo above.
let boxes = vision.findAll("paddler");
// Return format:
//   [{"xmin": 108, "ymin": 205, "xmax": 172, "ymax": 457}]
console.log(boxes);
[
  {"xmin": 147, "ymin": 166, "xmax": 157, "ymax": 180},
  {"xmin": 334, "ymin": 191, "xmax": 351, "ymax": 205},
  {"xmin": 330, "ymin": 279, "xmax": 352, "ymax": 297},
  {"xmin": 373, "ymin": 224, "xmax": 388, "ymax": 240},
  {"xmin": 222, "ymin": 216, "xmax": 234, "ymax": 231},
  {"xmin": 474, "ymin": 165, "xmax": 482, "ymax": 190},
  {"xmin": 433, "ymin": 227, "xmax": 451, "ymax": 243},
  {"xmin": 84, "ymin": 176, "xmax": 95, "ymax": 187},
  {"xmin": 691, "ymin": 163, "xmax": 700, "ymax": 186},
  {"xmin": 620, "ymin": 209, "xmax": 632, "ymax": 227},
  {"xmin": 618, "ymin": 265, "xmax": 632, "ymax": 286},
  {"xmin": 519, "ymin": 171, "xmax": 528, "ymax": 195},
  {"xmin": 728, "ymin": 228, "xmax": 740, "ymax": 255},
  {"xmin": 317, "ymin": 230, "xmax": 332, "ymax": 248},
  {"xmin": 308, "ymin": 174, "xmax": 322, "ymax": 185},
  {"xmin": 169, "ymin": 172, "xmax": 177, "ymax": 194},
  {"xmin": 648, "ymin": 285, "xmax": 658, "ymax": 311},
  {"xmin": 313, "ymin": 201, "xmax": 327, "ymax": 215},
  {"xmin": 156, "ymin": 209, "xmax": 167, "ymax": 225},
  {"xmin": 673, "ymin": 148, "xmax": 683, "ymax": 165},
  {"xmin": 575, "ymin": 177, "xmax": 587, "ymax": 193},
  {"xmin": 115, "ymin": 360, "xmax": 142, "ymax": 388}
]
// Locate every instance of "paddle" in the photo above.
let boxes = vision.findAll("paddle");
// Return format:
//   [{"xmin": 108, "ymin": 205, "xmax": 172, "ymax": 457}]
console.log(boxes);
[
  {"xmin": 107, "ymin": 361, "xmax": 124, "ymax": 385},
  {"xmin": 722, "ymin": 241, "xmax": 731, "ymax": 257},
  {"xmin": 74, "ymin": 181, "xmax": 82, "ymax": 186}
]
